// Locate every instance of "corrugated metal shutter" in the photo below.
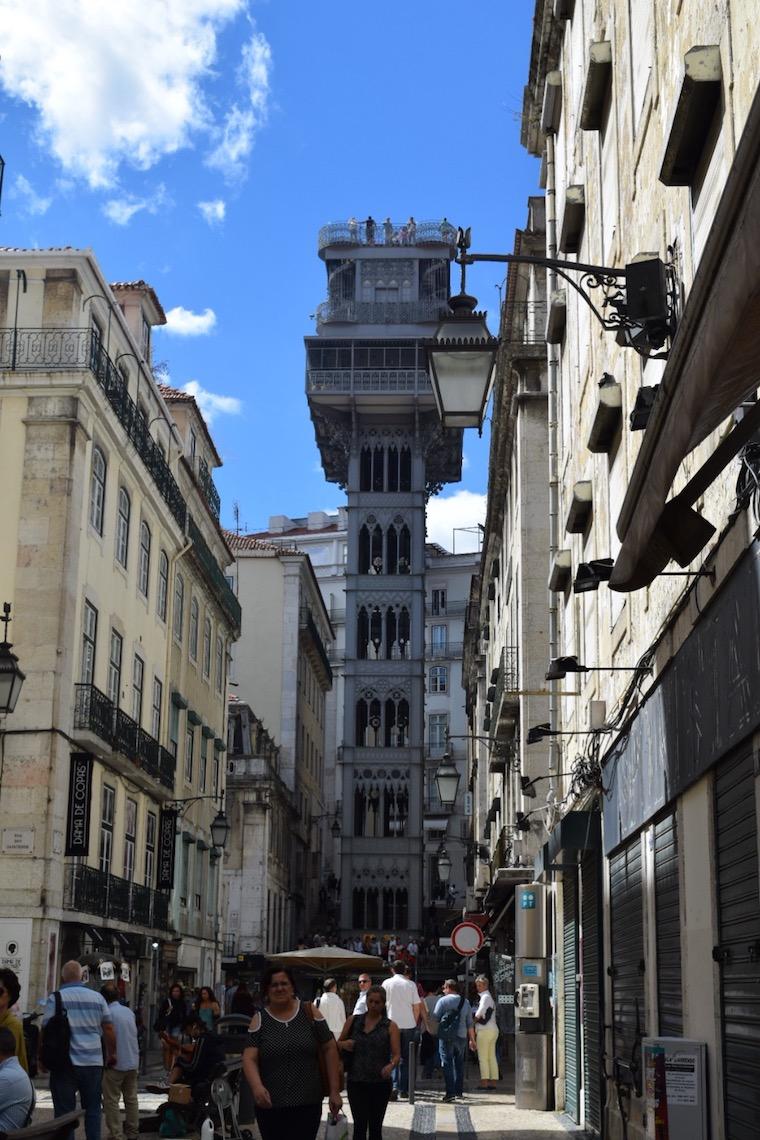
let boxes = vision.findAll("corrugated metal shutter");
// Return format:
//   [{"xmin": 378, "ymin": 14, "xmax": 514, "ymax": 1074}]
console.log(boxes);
[
  {"xmin": 581, "ymin": 851, "xmax": 604, "ymax": 1133},
  {"xmin": 563, "ymin": 872, "xmax": 580, "ymax": 1122},
  {"xmin": 714, "ymin": 745, "xmax": 760, "ymax": 1140},
  {"xmin": 609, "ymin": 836, "xmax": 645, "ymax": 1089},
  {"xmin": 654, "ymin": 812, "xmax": 682, "ymax": 1036}
]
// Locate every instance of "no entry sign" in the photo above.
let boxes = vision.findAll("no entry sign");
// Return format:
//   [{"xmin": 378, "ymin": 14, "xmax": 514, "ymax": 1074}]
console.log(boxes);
[{"xmin": 451, "ymin": 921, "xmax": 484, "ymax": 956}]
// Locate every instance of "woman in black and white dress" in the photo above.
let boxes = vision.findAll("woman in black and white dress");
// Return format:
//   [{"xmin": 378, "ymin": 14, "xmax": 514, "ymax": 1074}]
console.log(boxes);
[
  {"xmin": 242, "ymin": 966, "xmax": 342, "ymax": 1140},
  {"xmin": 337, "ymin": 986, "xmax": 400, "ymax": 1140}
]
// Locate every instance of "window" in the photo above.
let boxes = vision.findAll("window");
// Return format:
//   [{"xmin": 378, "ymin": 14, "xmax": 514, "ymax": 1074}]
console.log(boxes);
[
  {"xmin": 173, "ymin": 573, "xmax": 184, "ymax": 641},
  {"xmin": 200, "ymin": 735, "xmax": 208, "ymax": 792},
  {"xmin": 169, "ymin": 704, "xmax": 179, "ymax": 759},
  {"xmin": 145, "ymin": 811, "xmax": 156, "ymax": 886},
  {"xmin": 430, "ymin": 665, "xmax": 448, "ymax": 694},
  {"xmin": 213, "ymin": 751, "xmax": 220, "ymax": 797},
  {"xmin": 81, "ymin": 600, "xmax": 98, "ymax": 685},
  {"xmin": 215, "ymin": 636, "xmax": 224, "ymax": 693},
  {"xmin": 189, "ymin": 597, "xmax": 199, "ymax": 660},
  {"xmin": 430, "ymin": 624, "xmax": 448, "ymax": 656},
  {"xmin": 115, "ymin": 487, "xmax": 130, "ymax": 567},
  {"xmin": 431, "ymin": 588, "xmax": 447, "ymax": 615},
  {"xmin": 123, "ymin": 798, "xmax": 136, "ymax": 881},
  {"xmin": 185, "ymin": 725, "xmax": 194, "ymax": 784},
  {"xmin": 138, "ymin": 521, "xmax": 151, "ymax": 596},
  {"xmin": 429, "ymin": 712, "xmax": 448, "ymax": 754},
  {"xmin": 107, "ymin": 629, "xmax": 123, "ymax": 707},
  {"xmin": 89, "ymin": 447, "xmax": 106, "ymax": 534},
  {"xmin": 203, "ymin": 618, "xmax": 212, "ymax": 677},
  {"xmin": 189, "ymin": 428, "xmax": 197, "ymax": 460},
  {"xmin": 98, "ymin": 784, "xmax": 115, "ymax": 873},
  {"xmin": 132, "ymin": 654, "xmax": 144, "ymax": 724},
  {"xmin": 151, "ymin": 677, "xmax": 162, "ymax": 740},
  {"xmin": 194, "ymin": 847, "xmax": 203, "ymax": 910},
  {"xmin": 180, "ymin": 841, "xmax": 189, "ymax": 907},
  {"xmin": 140, "ymin": 314, "xmax": 151, "ymax": 361},
  {"xmin": 157, "ymin": 550, "xmax": 169, "ymax": 621}
]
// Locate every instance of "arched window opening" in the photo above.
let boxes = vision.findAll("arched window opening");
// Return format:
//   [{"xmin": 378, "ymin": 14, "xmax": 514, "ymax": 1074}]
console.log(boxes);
[
  {"xmin": 400, "ymin": 447, "xmax": 412, "ymax": 491},
  {"xmin": 359, "ymin": 525, "xmax": 370, "ymax": 573},
  {"xmin": 385, "ymin": 607, "xmax": 397, "ymax": 659},
  {"xmin": 398, "ymin": 525, "xmax": 411, "ymax": 573},
  {"xmin": 89, "ymin": 447, "xmax": 106, "ymax": 534},
  {"xmin": 360, "ymin": 447, "xmax": 372, "ymax": 491},
  {"xmin": 367, "ymin": 887, "xmax": 379, "ymax": 928},
  {"xmin": 387, "ymin": 525, "xmax": 398, "ymax": 574},
  {"xmin": 373, "ymin": 445, "xmax": 384, "ymax": 492},
  {"xmin": 357, "ymin": 606, "xmax": 369, "ymax": 658},
  {"xmin": 353, "ymin": 888, "xmax": 365, "ymax": 928},
  {"xmin": 370, "ymin": 525, "xmax": 383, "ymax": 573},
  {"xmin": 370, "ymin": 607, "xmax": 383, "ymax": 657},
  {"xmin": 387, "ymin": 446, "xmax": 399, "ymax": 492},
  {"xmin": 398, "ymin": 607, "xmax": 410, "ymax": 656},
  {"xmin": 115, "ymin": 487, "xmax": 130, "ymax": 568}
]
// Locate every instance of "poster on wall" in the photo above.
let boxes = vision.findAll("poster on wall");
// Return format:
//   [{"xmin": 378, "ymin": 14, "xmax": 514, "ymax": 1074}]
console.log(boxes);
[
  {"xmin": 65, "ymin": 753, "xmax": 93, "ymax": 855},
  {"xmin": 0, "ymin": 920, "xmax": 32, "ymax": 1011},
  {"xmin": 100, "ymin": 961, "xmax": 115, "ymax": 981}
]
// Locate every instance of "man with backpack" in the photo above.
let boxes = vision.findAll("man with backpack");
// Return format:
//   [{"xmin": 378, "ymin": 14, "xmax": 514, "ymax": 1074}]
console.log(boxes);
[
  {"xmin": 433, "ymin": 979, "xmax": 475, "ymax": 1103},
  {"xmin": 39, "ymin": 960, "xmax": 116, "ymax": 1140}
]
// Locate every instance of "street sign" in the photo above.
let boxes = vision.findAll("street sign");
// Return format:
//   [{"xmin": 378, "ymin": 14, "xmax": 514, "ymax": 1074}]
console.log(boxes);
[{"xmin": 451, "ymin": 921, "xmax": 484, "ymax": 956}]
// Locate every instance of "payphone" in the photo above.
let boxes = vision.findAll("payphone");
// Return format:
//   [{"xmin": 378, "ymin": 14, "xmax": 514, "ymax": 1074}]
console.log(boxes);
[{"xmin": 515, "ymin": 883, "xmax": 552, "ymax": 1110}]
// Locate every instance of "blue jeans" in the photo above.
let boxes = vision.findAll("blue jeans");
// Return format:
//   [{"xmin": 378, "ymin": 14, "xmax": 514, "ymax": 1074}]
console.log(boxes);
[
  {"xmin": 393, "ymin": 1028, "xmax": 416, "ymax": 1094},
  {"xmin": 50, "ymin": 1064, "xmax": 104, "ymax": 1140},
  {"xmin": 438, "ymin": 1037, "xmax": 465, "ymax": 1097}
]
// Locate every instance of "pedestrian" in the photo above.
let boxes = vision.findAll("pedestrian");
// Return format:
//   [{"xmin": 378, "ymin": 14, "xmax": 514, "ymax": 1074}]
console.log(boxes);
[
  {"xmin": 420, "ymin": 984, "xmax": 440, "ymax": 1079},
  {"xmin": 154, "ymin": 983, "xmax": 188, "ymax": 1073},
  {"xmin": 348, "ymin": 216, "xmax": 359, "ymax": 242},
  {"xmin": 0, "ymin": 969, "xmax": 28, "ymax": 1073},
  {"xmin": 353, "ymin": 974, "xmax": 372, "ymax": 1016},
  {"xmin": 441, "ymin": 217, "xmax": 455, "ymax": 242},
  {"xmin": 164, "ymin": 1014, "xmax": 225, "ymax": 1096},
  {"xmin": 230, "ymin": 980, "xmax": 256, "ymax": 1018},
  {"xmin": 242, "ymin": 966, "xmax": 342, "ymax": 1140},
  {"xmin": 39, "ymin": 960, "xmax": 116, "ymax": 1140},
  {"xmin": 407, "ymin": 216, "xmax": 417, "ymax": 243},
  {"xmin": 0, "ymin": 1026, "xmax": 33, "ymax": 1132},
  {"xmin": 365, "ymin": 216, "xmax": 376, "ymax": 244},
  {"xmin": 381, "ymin": 960, "xmax": 423, "ymax": 1100},
  {"xmin": 316, "ymin": 978, "xmax": 346, "ymax": 1039},
  {"xmin": 433, "ymin": 978, "xmax": 475, "ymax": 1103},
  {"xmin": 473, "ymin": 975, "xmax": 499, "ymax": 1089},
  {"xmin": 383, "ymin": 218, "xmax": 394, "ymax": 245},
  {"xmin": 337, "ymin": 986, "xmax": 400, "ymax": 1140},
  {"xmin": 100, "ymin": 985, "xmax": 139, "ymax": 1140},
  {"xmin": 193, "ymin": 985, "xmax": 220, "ymax": 1031}
]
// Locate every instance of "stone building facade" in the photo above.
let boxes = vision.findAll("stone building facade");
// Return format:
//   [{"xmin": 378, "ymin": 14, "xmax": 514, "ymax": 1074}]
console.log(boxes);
[{"xmin": 0, "ymin": 250, "xmax": 238, "ymax": 1011}]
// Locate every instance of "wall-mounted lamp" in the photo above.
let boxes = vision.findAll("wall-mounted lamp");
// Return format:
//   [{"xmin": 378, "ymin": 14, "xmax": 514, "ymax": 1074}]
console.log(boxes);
[
  {"xmin": 545, "ymin": 655, "xmax": 652, "ymax": 681},
  {"xmin": 0, "ymin": 603, "xmax": 25, "ymax": 716}
]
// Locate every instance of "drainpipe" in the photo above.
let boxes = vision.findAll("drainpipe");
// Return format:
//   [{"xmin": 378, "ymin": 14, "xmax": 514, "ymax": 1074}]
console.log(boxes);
[{"xmin": 545, "ymin": 131, "xmax": 560, "ymax": 776}]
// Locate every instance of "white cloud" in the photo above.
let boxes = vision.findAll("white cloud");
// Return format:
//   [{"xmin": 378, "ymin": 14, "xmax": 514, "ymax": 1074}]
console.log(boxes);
[
  {"xmin": 182, "ymin": 379, "xmax": 241, "ymax": 425},
  {"xmin": 198, "ymin": 198, "xmax": 225, "ymax": 224},
  {"xmin": 426, "ymin": 489, "xmax": 487, "ymax": 553},
  {"xmin": 206, "ymin": 31, "xmax": 271, "ymax": 180},
  {"xmin": 102, "ymin": 183, "xmax": 170, "ymax": 225},
  {"xmin": 11, "ymin": 173, "xmax": 52, "ymax": 216},
  {"xmin": 163, "ymin": 306, "xmax": 217, "ymax": 336},
  {"xmin": 0, "ymin": 1, "xmax": 269, "ymax": 189}
]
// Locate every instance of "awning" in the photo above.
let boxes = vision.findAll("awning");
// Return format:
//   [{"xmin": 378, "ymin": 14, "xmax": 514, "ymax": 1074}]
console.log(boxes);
[
  {"xmin": 546, "ymin": 811, "xmax": 601, "ymax": 866},
  {"xmin": 610, "ymin": 81, "xmax": 760, "ymax": 591},
  {"xmin": 483, "ymin": 866, "xmax": 533, "ymax": 911},
  {"xmin": 83, "ymin": 925, "xmax": 108, "ymax": 947},
  {"xmin": 113, "ymin": 931, "xmax": 140, "ymax": 956}
]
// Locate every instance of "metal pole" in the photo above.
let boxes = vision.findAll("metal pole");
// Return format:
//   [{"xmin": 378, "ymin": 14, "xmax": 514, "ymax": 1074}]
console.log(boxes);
[
  {"xmin": 464, "ymin": 953, "xmax": 471, "ymax": 1094},
  {"xmin": 408, "ymin": 1035, "xmax": 417, "ymax": 1104}
]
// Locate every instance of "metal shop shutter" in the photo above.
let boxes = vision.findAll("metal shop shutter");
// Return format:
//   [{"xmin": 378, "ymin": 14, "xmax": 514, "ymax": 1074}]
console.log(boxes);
[
  {"xmin": 609, "ymin": 837, "xmax": 645, "ymax": 1087},
  {"xmin": 714, "ymin": 745, "xmax": 760, "ymax": 1140},
  {"xmin": 563, "ymin": 872, "xmax": 580, "ymax": 1123},
  {"xmin": 581, "ymin": 851, "xmax": 604, "ymax": 1133},
  {"xmin": 654, "ymin": 812, "xmax": 682, "ymax": 1035}
]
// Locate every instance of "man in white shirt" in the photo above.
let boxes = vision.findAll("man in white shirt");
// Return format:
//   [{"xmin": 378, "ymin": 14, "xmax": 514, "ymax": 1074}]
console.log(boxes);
[
  {"xmin": 352, "ymin": 974, "xmax": 372, "ymax": 1015},
  {"xmin": 382, "ymin": 961, "xmax": 423, "ymax": 1098},
  {"xmin": 316, "ymin": 978, "xmax": 346, "ymax": 1039}
]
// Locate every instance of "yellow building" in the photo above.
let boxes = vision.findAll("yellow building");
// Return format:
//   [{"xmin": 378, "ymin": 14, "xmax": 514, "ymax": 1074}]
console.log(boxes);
[{"xmin": 0, "ymin": 251, "xmax": 239, "ymax": 1012}]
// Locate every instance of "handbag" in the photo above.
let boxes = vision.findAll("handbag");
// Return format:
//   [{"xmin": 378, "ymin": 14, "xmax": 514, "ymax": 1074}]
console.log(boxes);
[{"xmin": 324, "ymin": 1112, "xmax": 349, "ymax": 1140}]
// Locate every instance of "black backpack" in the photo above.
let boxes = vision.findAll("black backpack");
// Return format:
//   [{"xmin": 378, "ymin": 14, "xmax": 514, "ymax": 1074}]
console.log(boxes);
[{"xmin": 40, "ymin": 991, "xmax": 72, "ymax": 1072}]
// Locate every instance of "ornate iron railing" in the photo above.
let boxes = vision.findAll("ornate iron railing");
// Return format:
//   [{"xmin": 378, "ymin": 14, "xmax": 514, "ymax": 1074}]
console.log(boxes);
[
  {"xmin": 0, "ymin": 328, "xmax": 187, "ymax": 529},
  {"xmin": 187, "ymin": 515, "xmax": 241, "ymax": 630},
  {"xmin": 502, "ymin": 300, "xmax": 549, "ymax": 346},
  {"xmin": 300, "ymin": 608, "xmax": 333, "ymax": 685},
  {"xmin": 307, "ymin": 368, "xmax": 431, "ymax": 395},
  {"xmin": 318, "ymin": 219, "xmax": 457, "ymax": 250},
  {"xmin": 493, "ymin": 645, "xmax": 520, "ymax": 714},
  {"xmin": 427, "ymin": 641, "xmax": 464, "ymax": 660},
  {"xmin": 196, "ymin": 456, "xmax": 221, "ymax": 520},
  {"xmin": 73, "ymin": 683, "xmax": 175, "ymax": 792},
  {"xmin": 316, "ymin": 299, "xmax": 446, "ymax": 327},
  {"xmin": 64, "ymin": 863, "xmax": 171, "ymax": 930},
  {"xmin": 425, "ymin": 599, "xmax": 468, "ymax": 617}
]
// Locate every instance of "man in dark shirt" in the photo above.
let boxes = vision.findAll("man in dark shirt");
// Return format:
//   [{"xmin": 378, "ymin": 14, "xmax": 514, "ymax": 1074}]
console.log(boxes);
[{"xmin": 168, "ymin": 1015, "xmax": 225, "ymax": 1094}]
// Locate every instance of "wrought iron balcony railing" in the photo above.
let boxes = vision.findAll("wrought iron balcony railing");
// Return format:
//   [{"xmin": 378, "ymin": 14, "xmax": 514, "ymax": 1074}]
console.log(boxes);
[
  {"xmin": 74, "ymin": 683, "xmax": 176, "ymax": 791},
  {"xmin": 502, "ymin": 300, "xmax": 549, "ymax": 346},
  {"xmin": 316, "ymin": 299, "xmax": 447, "ymax": 327},
  {"xmin": 307, "ymin": 368, "xmax": 431, "ymax": 395},
  {"xmin": 64, "ymin": 863, "xmax": 171, "ymax": 930},
  {"xmin": 0, "ymin": 328, "xmax": 187, "ymax": 530},
  {"xmin": 426, "ymin": 599, "xmax": 467, "ymax": 617},
  {"xmin": 318, "ymin": 219, "xmax": 457, "ymax": 251},
  {"xmin": 427, "ymin": 642, "xmax": 464, "ymax": 660},
  {"xmin": 187, "ymin": 515, "xmax": 241, "ymax": 631},
  {"xmin": 493, "ymin": 646, "xmax": 520, "ymax": 717},
  {"xmin": 299, "ymin": 608, "xmax": 333, "ymax": 685},
  {"xmin": 195, "ymin": 456, "xmax": 221, "ymax": 521}
]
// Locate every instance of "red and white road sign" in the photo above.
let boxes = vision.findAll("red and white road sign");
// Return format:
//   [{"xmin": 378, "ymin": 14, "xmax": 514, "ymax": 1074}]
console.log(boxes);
[{"xmin": 450, "ymin": 921, "xmax": 484, "ymax": 956}]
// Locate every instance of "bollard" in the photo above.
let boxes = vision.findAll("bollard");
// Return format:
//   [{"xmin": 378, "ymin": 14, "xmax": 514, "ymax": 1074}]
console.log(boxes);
[{"xmin": 408, "ymin": 1037, "xmax": 417, "ymax": 1105}]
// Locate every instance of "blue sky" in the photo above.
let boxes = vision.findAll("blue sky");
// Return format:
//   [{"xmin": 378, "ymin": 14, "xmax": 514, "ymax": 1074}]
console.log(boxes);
[{"xmin": 0, "ymin": 0, "xmax": 540, "ymax": 550}]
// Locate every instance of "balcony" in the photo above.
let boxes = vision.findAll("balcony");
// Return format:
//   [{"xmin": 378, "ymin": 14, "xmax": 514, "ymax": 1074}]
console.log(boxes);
[
  {"xmin": 194, "ymin": 456, "xmax": 221, "ymax": 521},
  {"xmin": 300, "ymin": 607, "xmax": 333, "ymax": 685},
  {"xmin": 64, "ymin": 863, "xmax": 171, "ymax": 930},
  {"xmin": 74, "ymin": 683, "xmax": 176, "ymax": 791},
  {"xmin": 316, "ymin": 299, "xmax": 446, "ymax": 328},
  {"xmin": 502, "ymin": 300, "xmax": 549, "ymax": 347},
  {"xmin": 318, "ymin": 219, "xmax": 457, "ymax": 251},
  {"xmin": 427, "ymin": 642, "xmax": 464, "ymax": 661},
  {"xmin": 0, "ymin": 328, "xmax": 187, "ymax": 530},
  {"xmin": 307, "ymin": 368, "xmax": 431, "ymax": 396},
  {"xmin": 187, "ymin": 515, "xmax": 241, "ymax": 632},
  {"xmin": 426, "ymin": 599, "xmax": 467, "ymax": 617},
  {"xmin": 492, "ymin": 646, "xmax": 520, "ymax": 729}
]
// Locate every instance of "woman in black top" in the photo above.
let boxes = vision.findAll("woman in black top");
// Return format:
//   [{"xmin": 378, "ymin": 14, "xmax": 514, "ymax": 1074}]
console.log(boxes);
[
  {"xmin": 242, "ymin": 966, "xmax": 342, "ymax": 1140},
  {"xmin": 338, "ymin": 986, "xmax": 401, "ymax": 1140},
  {"xmin": 155, "ymin": 983, "xmax": 188, "ymax": 1073}
]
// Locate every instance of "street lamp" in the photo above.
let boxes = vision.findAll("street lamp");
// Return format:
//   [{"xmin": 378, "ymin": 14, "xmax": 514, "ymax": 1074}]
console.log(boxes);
[
  {"xmin": 428, "ymin": 294, "xmax": 499, "ymax": 432},
  {"xmin": 210, "ymin": 807, "xmax": 231, "ymax": 850},
  {"xmin": 434, "ymin": 754, "xmax": 461, "ymax": 809},
  {"xmin": 545, "ymin": 655, "xmax": 651, "ymax": 681},
  {"xmin": 0, "ymin": 603, "xmax": 25, "ymax": 716},
  {"xmin": 436, "ymin": 846, "xmax": 452, "ymax": 883}
]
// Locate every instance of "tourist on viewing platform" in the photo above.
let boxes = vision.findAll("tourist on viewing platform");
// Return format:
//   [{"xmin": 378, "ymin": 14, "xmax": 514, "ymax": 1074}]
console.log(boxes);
[{"xmin": 364, "ymin": 216, "xmax": 376, "ymax": 244}]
